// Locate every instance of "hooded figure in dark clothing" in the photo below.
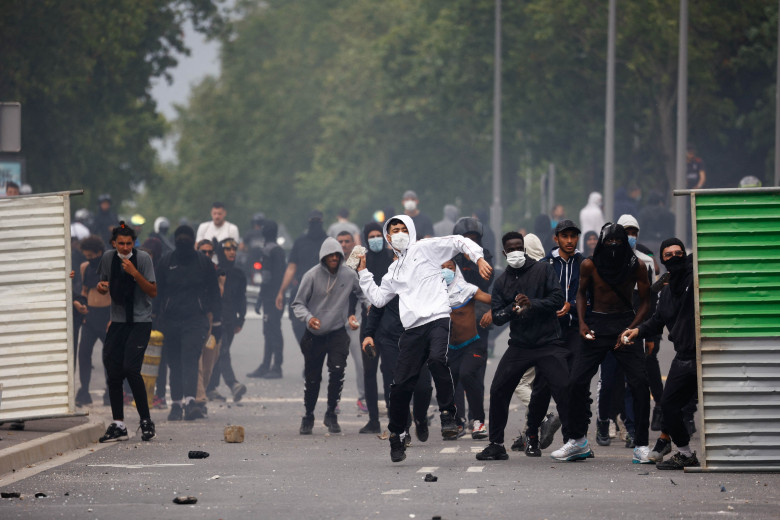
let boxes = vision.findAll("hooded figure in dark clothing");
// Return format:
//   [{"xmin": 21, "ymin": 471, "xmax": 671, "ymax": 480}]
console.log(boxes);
[
  {"xmin": 592, "ymin": 223, "xmax": 639, "ymax": 286},
  {"xmin": 363, "ymin": 221, "xmax": 393, "ymax": 285}
]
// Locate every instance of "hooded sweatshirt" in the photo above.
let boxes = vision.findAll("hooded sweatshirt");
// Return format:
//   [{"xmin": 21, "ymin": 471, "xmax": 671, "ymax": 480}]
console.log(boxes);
[
  {"xmin": 544, "ymin": 247, "xmax": 583, "ymax": 328},
  {"xmin": 292, "ymin": 237, "xmax": 362, "ymax": 335},
  {"xmin": 579, "ymin": 192, "xmax": 606, "ymax": 237},
  {"xmin": 433, "ymin": 204, "xmax": 460, "ymax": 237},
  {"xmin": 358, "ymin": 214, "xmax": 484, "ymax": 329}
]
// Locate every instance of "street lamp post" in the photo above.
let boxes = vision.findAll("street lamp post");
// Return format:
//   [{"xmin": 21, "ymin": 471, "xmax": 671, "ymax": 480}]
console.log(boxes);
[
  {"xmin": 490, "ymin": 0, "xmax": 503, "ymax": 250},
  {"xmin": 674, "ymin": 0, "xmax": 689, "ymax": 240},
  {"xmin": 604, "ymin": 0, "xmax": 616, "ymax": 222}
]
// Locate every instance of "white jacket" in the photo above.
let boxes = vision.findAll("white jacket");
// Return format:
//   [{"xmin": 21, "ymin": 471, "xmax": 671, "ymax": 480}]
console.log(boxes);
[
  {"xmin": 579, "ymin": 192, "xmax": 605, "ymax": 237},
  {"xmin": 359, "ymin": 214, "xmax": 484, "ymax": 329}
]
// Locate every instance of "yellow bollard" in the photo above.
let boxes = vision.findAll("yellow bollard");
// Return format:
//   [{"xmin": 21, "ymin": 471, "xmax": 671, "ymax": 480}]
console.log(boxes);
[{"xmin": 140, "ymin": 330, "xmax": 164, "ymax": 408}]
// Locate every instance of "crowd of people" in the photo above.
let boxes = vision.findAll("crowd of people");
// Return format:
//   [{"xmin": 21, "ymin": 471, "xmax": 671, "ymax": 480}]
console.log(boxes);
[{"xmin": 65, "ymin": 189, "xmax": 699, "ymax": 471}]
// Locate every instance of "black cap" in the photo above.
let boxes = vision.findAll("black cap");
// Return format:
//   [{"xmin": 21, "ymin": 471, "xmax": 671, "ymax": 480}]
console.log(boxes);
[
  {"xmin": 308, "ymin": 210, "xmax": 323, "ymax": 221},
  {"xmin": 554, "ymin": 219, "xmax": 581, "ymax": 236}
]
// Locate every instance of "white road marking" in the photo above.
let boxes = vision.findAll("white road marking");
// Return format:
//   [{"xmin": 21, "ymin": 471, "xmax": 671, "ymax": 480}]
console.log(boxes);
[
  {"xmin": 417, "ymin": 466, "xmax": 439, "ymax": 473},
  {"xmin": 87, "ymin": 463, "xmax": 194, "ymax": 469},
  {"xmin": 382, "ymin": 489, "xmax": 410, "ymax": 495},
  {"xmin": 459, "ymin": 488, "xmax": 478, "ymax": 494},
  {"xmin": 466, "ymin": 466, "xmax": 484, "ymax": 472},
  {"xmin": 470, "ymin": 446, "xmax": 483, "ymax": 453},
  {"xmin": 439, "ymin": 447, "xmax": 459, "ymax": 454}
]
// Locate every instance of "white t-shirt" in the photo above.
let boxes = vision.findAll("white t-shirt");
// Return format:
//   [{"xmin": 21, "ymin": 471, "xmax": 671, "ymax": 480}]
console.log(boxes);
[{"xmin": 196, "ymin": 220, "xmax": 240, "ymax": 243}]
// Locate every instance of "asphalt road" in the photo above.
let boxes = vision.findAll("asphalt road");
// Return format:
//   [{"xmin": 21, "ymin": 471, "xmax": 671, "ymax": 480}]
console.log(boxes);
[{"xmin": 1, "ymin": 310, "xmax": 778, "ymax": 519}]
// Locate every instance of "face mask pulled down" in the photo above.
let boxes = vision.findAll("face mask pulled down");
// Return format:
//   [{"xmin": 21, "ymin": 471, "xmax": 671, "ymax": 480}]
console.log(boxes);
[
  {"xmin": 505, "ymin": 250, "xmax": 526, "ymax": 269},
  {"xmin": 441, "ymin": 268, "xmax": 455, "ymax": 285},
  {"xmin": 390, "ymin": 232, "xmax": 410, "ymax": 252}
]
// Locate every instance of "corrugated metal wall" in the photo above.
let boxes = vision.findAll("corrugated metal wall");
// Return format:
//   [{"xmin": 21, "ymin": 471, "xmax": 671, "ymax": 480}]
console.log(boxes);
[
  {"xmin": 0, "ymin": 194, "xmax": 75, "ymax": 421},
  {"xmin": 693, "ymin": 189, "xmax": 780, "ymax": 470}
]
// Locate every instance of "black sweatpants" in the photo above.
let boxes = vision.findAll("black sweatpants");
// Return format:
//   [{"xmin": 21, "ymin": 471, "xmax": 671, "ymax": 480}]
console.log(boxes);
[
  {"xmin": 300, "ymin": 328, "xmax": 350, "ymax": 414},
  {"xmin": 388, "ymin": 318, "xmax": 455, "ymax": 435},
  {"xmin": 363, "ymin": 335, "xmax": 399, "ymax": 423},
  {"xmin": 163, "ymin": 317, "xmax": 209, "ymax": 402},
  {"xmin": 568, "ymin": 312, "xmax": 651, "ymax": 446},
  {"xmin": 103, "ymin": 322, "xmax": 152, "ymax": 421},
  {"xmin": 488, "ymin": 344, "xmax": 571, "ymax": 445},
  {"xmin": 526, "ymin": 325, "xmax": 578, "ymax": 435},
  {"xmin": 261, "ymin": 295, "xmax": 284, "ymax": 368},
  {"xmin": 448, "ymin": 338, "xmax": 487, "ymax": 423},
  {"xmin": 645, "ymin": 338, "xmax": 664, "ymax": 405},
  {"xmin": 77, "ymin": 306, "xmax": 110, "ymax": 391},
  {"xmin": 208, "ymin": 327, "xmax": 238, "ymax": 391},
  {"xmin": 661, "ymin": 357, "xmax": 698, "ymax": 447}
]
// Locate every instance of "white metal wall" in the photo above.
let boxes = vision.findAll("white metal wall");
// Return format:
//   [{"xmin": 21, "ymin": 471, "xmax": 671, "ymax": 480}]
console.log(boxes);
[{"xmin": 0, "ymin": 193, "xmax": 75, "ymax": 421}]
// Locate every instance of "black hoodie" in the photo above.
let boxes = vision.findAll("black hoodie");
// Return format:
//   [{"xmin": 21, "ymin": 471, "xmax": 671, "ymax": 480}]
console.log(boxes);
[{"xmin": 491, "ymin": 258, "xmax": 565, "ymax": 348}]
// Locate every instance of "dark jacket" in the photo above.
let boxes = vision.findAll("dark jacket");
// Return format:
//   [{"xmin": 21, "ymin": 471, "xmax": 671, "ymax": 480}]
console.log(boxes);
[
  {"xmin": 362, "ymin": 295, "xmax": 403, "ymax": 344},
  {"xmin": 491, "ymin": 258, "xmax": 565, "ymax": 348},
  {"xmin": 220, "ymin": 263, "xmax": 247, "ymax": 328},
  {"xmin": 156, "ymin": 250, "xmax": 221, "ymax": 323},
  {"xmin": 544, "ymin": 248, "xmax": 583, "ymax": 328},
  {"xmin": 637, "ymin": 257, "xmax": 695, "ymax": 360}
]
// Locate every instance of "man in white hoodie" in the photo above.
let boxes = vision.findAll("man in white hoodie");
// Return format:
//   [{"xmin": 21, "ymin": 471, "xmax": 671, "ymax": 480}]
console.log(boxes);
[
  {"xmin": 358, "ymin": 215, "xmax": 492, "ymax": 462},
  {"xmin": 579, "ymin": 192, "xmax": 605, "ymax": 238}
]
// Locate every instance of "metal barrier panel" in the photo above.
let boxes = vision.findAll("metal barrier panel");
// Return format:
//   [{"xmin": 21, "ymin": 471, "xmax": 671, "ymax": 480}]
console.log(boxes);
[
  {"xmin": 0, "ymin": 193, "xmax": 76, "ymax": 421},
  {"xmin": 693, "ymin": 189, "xmax": 780, "ymax": 470}
]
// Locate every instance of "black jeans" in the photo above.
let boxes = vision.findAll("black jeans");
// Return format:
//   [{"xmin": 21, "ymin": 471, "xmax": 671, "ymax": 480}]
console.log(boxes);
[
  {"xmin": 363, "ymin": 335, "xmax": 400, "ymax": 423},
  {"xmin": 77, "ymin": 306, "xmax": 110, "ymax": 391},
  {"xmin": 300, "ymin": 328, "xmax": 350, "ymax": 414},
  {"xmin": 645, "ymin": 338, "xmax": 664, "ymax": 405},
  {"xmin": 526, "ymin": 325, "xmax": 578, "ymax": 436},
  {"xmin": 103, "ymin": 322, "xmax": 152, "ymax": 421},
  {"xmin": 488, "ymin": 344, "xmax": 571, "ymax": 445},
  {"xmin": 568, "ymin": 312, "xmax": 651, "ymax": 446},
  {"xmin": 661, "ymin": 357, "xmax": 698, "ymax": 447},
  {"xmin": 208, "ymin": 327, "xmax": 237, "ymax": 391},
  {"xmin": 449, "ymin": 338, "xmax": 487, "ymax": 423},
  {"xmin": 163, "ymin": 317, "xmax": 209, "ymax": 401},
  {"xmin": 388, "ymin": 318, "xmax": 455, "ymax": 435},
  {"xmin": 261, "ymin": 295, "xmax": 284, "ymax": 368}
]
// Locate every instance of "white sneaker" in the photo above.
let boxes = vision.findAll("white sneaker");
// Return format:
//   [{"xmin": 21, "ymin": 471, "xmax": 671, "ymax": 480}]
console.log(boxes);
[
  {"xmin": 471, "ymin": 420, "xmax": 488, "ymax": 440},
  {"xmin": 633, "ymin": 445, "xmax": 653, "ymax": 464},
  {"xmin": 608, "ymin": 420, "xmax": 617, "ymax": 439},
  {"xmin": 550, "ymin": 438, "xmax": 592, "ymax": 461}
]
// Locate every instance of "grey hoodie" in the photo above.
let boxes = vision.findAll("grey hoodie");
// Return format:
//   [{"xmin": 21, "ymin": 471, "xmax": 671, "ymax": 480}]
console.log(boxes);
[{"xmin": 292, "ymin": 236, "xmax": 362, "ymax": 335}]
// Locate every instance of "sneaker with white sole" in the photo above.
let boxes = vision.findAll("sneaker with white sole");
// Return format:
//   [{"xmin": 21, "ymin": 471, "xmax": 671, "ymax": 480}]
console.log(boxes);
[
  {"xmin": 550, "ymin": 438, "xmax": 592, "ymax": 461},
  {"xmin": 471, "ymin": 420, "xmax": 488, "ymax": 440},
  {"xmin": 632, "ymin": 445, "xmax": 653, "ymax": 464},
  {"xmin": 648, "ymin": 437, "xmax": 672, "ymax": 463},
  {"xmin": 99, "ymin": 423, "xmax": 129, "ymax": 443}
]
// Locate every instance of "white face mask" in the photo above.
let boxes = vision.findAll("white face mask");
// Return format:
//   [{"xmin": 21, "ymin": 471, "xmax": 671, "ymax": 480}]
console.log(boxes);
[
  {"xmin": 403, "ymin": 200, "xmax": 417, "ymax": 212},
  {"xmin": 390, "ymin": 232, "xmax": 410, "ymax": 252},
  {"xmin": 117, "ymin": 251, "xmax": 133, "ymax": 260},
  {"xmin": 505, "ymin": 250, "xmax": 525, "ymax": 269}
]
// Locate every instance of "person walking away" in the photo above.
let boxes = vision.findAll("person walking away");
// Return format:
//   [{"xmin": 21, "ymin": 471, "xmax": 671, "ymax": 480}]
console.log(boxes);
[
  {"xmin": 292, "ymin": 237, "xmax": 362, "ymax": 435},
  {"xmin": 433, "ymin": 204, "xmax": 460, "ymax": 237},
  {"xmin": 327, "ymin": 208, "xmax": 362, "ymax": 245},
  {"xmin": 96, "ymin": 222, "xmax": 157, "ymax": 442}
]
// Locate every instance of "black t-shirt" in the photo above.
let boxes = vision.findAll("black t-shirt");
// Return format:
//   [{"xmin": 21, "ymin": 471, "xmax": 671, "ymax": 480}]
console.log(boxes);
[
  {"xmin": 288, "ymin": 233, "xmax": 326, "ymax": 283},
  {"xmin": 686, "ymin": 156, "xmax": 705, "ymax": 188}
]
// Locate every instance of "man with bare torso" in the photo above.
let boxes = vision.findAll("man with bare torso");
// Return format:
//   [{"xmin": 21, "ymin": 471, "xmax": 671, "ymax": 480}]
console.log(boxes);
[{"xmin": 550, "ymin": 223, "xmax": 653, "ymax": 463}]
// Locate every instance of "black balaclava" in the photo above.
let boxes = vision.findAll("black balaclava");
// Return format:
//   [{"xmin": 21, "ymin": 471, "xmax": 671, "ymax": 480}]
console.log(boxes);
[
  {"xmin": 262, "ymin": 220, "xmax": 279, "ymax": 242},
  {"xmin": 660, "ymin": 237, "xmax": 689, "ymax": 296},
  {"xmin": 306, "ymin": 218, "xmax": 326, "ymax": 241},
  {"xmin": 592, "ymin": 223, "xmax": 638, "ymax": 286},
  {"xmin": 173, "ymin": 225, "xmax": 197, "ymax": 262}
]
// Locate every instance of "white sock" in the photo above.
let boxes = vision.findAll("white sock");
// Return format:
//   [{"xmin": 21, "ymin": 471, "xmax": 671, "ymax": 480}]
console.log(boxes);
[
  {"xmin": 113, "ymin": 420, "xmax": 126, "ymax": 430},
  {"xmin": 678, "ymin": 445, "xmax": 693, "ymax": 457},
  {"xmin": 183, "ymin": 396, "xmax": 193, "ymax": 405}
]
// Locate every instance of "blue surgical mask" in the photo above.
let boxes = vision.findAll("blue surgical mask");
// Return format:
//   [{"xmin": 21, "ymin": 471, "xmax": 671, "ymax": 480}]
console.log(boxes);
[
  {"xmin": 628, "ymin": 236, "xmax": 637, "ymax": 250},
  {"xmin": 368, "ymin": 236, "xmax": 384, "ymax": 253},
  {"xmin": 441, "ymin": 268, "xmax": 455, "ymax": 285},
  {"xmin": 551, "ymin": 219, "xmax": 559, "ymax": 230}
]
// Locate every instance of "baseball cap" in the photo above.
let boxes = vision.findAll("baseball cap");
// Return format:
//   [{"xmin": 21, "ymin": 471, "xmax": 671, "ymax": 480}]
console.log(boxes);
[{"xmin": 554, "ymin": 219, "xmax": 581, "ymax": 235}]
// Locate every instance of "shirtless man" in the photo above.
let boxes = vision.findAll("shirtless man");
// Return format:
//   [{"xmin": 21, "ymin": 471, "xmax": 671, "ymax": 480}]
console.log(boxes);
[
  {"xmin": 441, "ymin": 259, "xmax": 492, "ymax": 439},
  {"xmin": 550, "ymin": 223, "xmax": 653, "ymax": 463}
]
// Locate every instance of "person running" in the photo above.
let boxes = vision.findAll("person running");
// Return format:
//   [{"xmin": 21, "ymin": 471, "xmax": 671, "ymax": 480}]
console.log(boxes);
[
  {"xmin": 476, "ymin": 232, "xmax": 570, "ymax": 461},
  {"xmin": 157, "ymin": 225, "xmax": 222, "ymax": 421},
  {"xmin": 357, "ymin": 215, "xmax": 491, "ymax": 462},
  {"xmin": 623, "ymin": 238, "xmax": 700, "ymax": 469},
  {"xmin": 292, "ymin": 237, "xmax": 362, "ymax": 435},
  {"xmin": 551, "ymin": 223, "xmax": 652, "ymax": 463},
  {"xmin": 74, "ymin": 236, "xmax": 111, "ymax": 407},
  {"xmin": 207, "ymin": 238, "xmax": 247, "ymax": 403},
  {"xmin": 96, "ymin": 222, "xmax": 157, "ymax": 442},
  {"xmin": 441, "ymin": 260, "xmax": 492, "ymax": 440}
]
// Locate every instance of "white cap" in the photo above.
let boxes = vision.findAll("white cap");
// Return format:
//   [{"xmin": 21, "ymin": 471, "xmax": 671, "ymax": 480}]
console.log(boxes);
[{"xmin": 617, "ymin": 214, "xmax": 640, "ymax": 232}]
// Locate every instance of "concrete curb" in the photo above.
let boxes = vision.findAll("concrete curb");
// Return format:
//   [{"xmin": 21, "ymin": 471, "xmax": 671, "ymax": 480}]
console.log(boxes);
[{"xmin": 0, "ymin": 420, "xmax": 105, "ymax": 477}]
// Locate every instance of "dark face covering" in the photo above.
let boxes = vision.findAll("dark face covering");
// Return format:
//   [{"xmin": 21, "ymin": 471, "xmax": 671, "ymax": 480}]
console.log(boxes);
[
  {"xmin": 660, "ymin": 238, "xmax": 689, "ymax": 296},
  {"xmin": 174, "ymin": 236, "xmax": 196, "ymax": 262},
  {"xmin": 307, "ymin": 219, "xmax": 326, "ymax": 240},
  {"xmin": 592, "ymin": 223, "xmax": 638, "ymax": 285}
]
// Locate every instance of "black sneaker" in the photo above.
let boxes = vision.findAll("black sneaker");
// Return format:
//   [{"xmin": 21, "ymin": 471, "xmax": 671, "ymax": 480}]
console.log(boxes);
[
  {"xmin": 246, "ymin": 365, "xmax": 269, "ymax": 378},
  {"xmin": 525, "ymin": 435, "xmax": 541, "ymax": 457},
  {"xmin": 389, "ymin": 433, "xmax": 406, "ymax": 462},
  {"xmin": 596, "ymin": 419, "xmax": 611, "ymax": 446},
  {"xmin": 656, "ymin": 451, "xmax": 699, "ymax": 470},
  {"xmin": 99, "ymin": 423, "xmax": 129, "ymax": 443},
  {"xmin": 403, "ymin": 429, "xmax": 412, "ymax": 447},
  {"xmin": 539, "ymin": 413, "xmax": 561, "ymax": 450},
  {"xmin": 359, "ymin": 419, "xmax": 381, "ymax": 434},
  {"xmin": 167, "ymin": 403, "xmax": 183, "ymax": 421},
  {"xmin": 300, "ymin": 414, "xmax": 314, "ymax": 435},
  {"xmin": 476, "ymin": 442, "xmax": 509, "ymax": 461},
  {"xmin": 440, "ymin": 410, "xmax": 458, "ymax": 440},
  {"xmin": 263, "ymin": 366, "xmax": 283, "ymax": 379},
  {"xmin": 625, "ymin": 431, "xmax": 636, "ymax": 448},
  {"xmin": 414, "ymin": 419, "xmax": 429, "ymax": 443},
  {"xmin": 651, "ymin": 407, "xmax": 663, "ymax": 431},
  {"xmin": 184, "ymin": 400, "xmax": 205, "ymax": 421},
  {"xmin": 510, "ymin": 433, "xmax": 526, "ymax": 452},
  {"xmin": 323, "ymin": 411, "xmax": 341, "ymax": 434},
  {"xmin": 139, "ymin": 419, "xmax": 156, "ymax": 441},
  {"xmin": 231, "ymin": 383, "xmax": 247, "ymax": 403}
]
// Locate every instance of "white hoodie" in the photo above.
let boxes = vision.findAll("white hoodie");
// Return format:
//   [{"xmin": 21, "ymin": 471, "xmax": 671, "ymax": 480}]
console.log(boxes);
[
  {"xmin": 359, "ymin": 214, "xmax": 484, "ymax": 329},
  {"xmin": 579, "ymin": 192, "xmax": 606, "ymax": 237}
]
